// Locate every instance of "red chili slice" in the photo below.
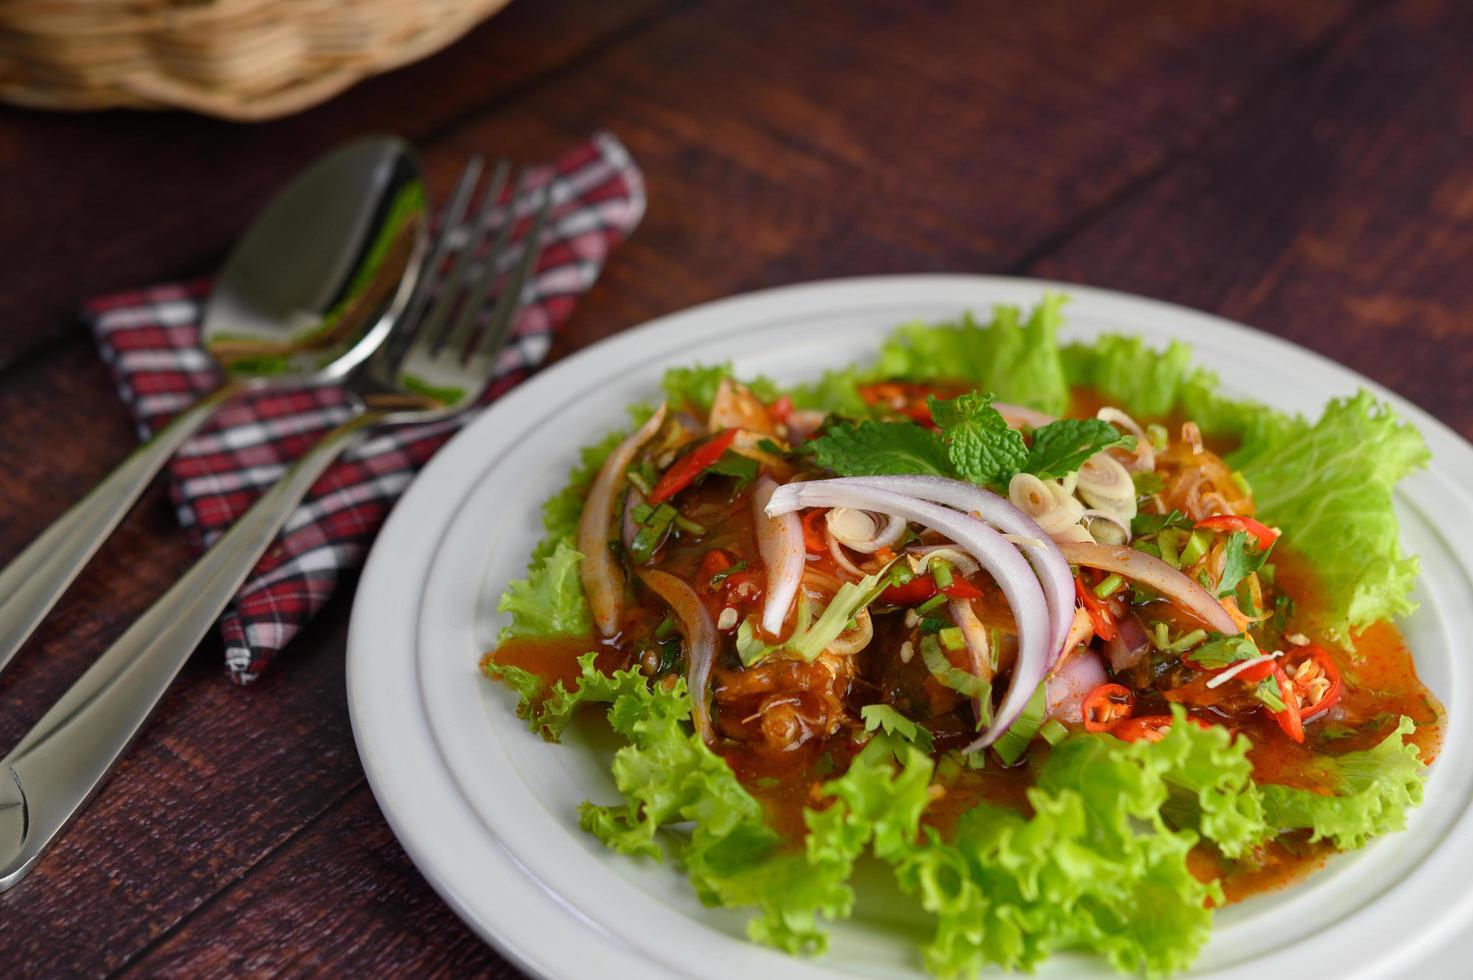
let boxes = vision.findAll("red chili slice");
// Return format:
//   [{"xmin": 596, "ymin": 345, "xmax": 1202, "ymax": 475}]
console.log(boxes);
[
  {"xmin": 1074, "ymin": 576, "xmax": 1118, "ymax": 642},
  {"xmin": 1268, "ymin": 663, "xmax": 1305, "ymax": 743},
  {"xmin": 648, "ymin": 429, "xmax": 738, "ymax": 505},
  {"xmin": 1286, "ymin": 644, "xmax": 1342, "ymax": 722},
  {"xmin": 1111, "ymin": 714, "xmax": 1212, "ymax": 743},
  {"xmin": 1194, "ymin": 514, "xmax": 1279, "ymax": 550},
  {"xmin": 1082, "ymin": 683, "xmax": 1135, "ymax": 732}
]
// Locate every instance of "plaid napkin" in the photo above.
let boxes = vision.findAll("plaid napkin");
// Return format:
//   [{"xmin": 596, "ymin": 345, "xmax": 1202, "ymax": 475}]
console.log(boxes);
[{"xmin": 84, "ymin": 132, "xmax": 645, "ymax": 683}]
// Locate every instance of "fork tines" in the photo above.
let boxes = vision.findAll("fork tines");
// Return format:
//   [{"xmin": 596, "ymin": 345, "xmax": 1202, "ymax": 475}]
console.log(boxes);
[{"xmin": 403, "ymin": 157, "xmax": 553, "ymax": 368}]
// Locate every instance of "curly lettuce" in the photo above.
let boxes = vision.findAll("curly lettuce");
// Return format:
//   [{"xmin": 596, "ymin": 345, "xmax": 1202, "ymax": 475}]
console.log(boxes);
[{"xmin": 1260, "ymin": 715, "xmax": 1426, "ymax": 849}]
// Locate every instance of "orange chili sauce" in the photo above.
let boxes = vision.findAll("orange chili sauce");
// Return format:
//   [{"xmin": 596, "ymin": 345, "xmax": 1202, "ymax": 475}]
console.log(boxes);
[{"xmin": 482, "ymin": 389, "xmax": 1445, "ymax": 906}]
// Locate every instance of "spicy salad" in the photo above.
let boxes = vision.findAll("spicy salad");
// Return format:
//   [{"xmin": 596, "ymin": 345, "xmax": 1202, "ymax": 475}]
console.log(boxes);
[{"xmin": 484, "ymin": 297, "xmax": 1441, "ymax": 977}]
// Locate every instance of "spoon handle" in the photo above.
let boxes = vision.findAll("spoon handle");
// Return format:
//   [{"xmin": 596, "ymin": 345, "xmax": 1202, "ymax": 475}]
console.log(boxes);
[
  {"xmin": 0, "ymin": 410, "xmax": 382, "ymax": 891},
  {"xmin": 0, "ymin": 381, "xmax": 245, "ymax": 677}
]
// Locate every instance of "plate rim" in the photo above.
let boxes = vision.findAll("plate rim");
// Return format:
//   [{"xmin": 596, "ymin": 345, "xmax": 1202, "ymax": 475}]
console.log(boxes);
[{"xmin": 347, "ymin": 273, "xmax": 1473, "ymax": 980}]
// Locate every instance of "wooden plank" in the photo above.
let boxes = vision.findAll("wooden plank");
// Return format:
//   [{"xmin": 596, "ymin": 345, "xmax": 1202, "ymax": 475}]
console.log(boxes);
[
  {"xmin": 1027, "ymin": 0, "xmax": 1473, "ymax": 437},
  {"xmin": 0, "ymin": 0, "xmax": 678, "ymax": 371},
  {"xmin": 113, "ymin": 788, "xmax": 516, "ymax": 979},
  {"xmin": 423, "ymin": 0, "xmax": 1364, "ymax": 357}
]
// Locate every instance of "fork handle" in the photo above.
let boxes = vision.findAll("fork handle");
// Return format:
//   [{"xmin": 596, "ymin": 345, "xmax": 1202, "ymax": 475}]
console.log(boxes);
[
  {"xmin": 0, "ymin": 380, "xmax": 246, "ymax": 677},
  {"xmin": 0, "ymin": 409, "xmax": 382, "ymax": 891}
]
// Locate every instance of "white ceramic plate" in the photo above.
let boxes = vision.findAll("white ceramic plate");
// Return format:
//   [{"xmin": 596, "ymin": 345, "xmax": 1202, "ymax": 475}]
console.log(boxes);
[{"xmin": 347, "ymin": 275, "xmax": 1473, "ymax": 979}]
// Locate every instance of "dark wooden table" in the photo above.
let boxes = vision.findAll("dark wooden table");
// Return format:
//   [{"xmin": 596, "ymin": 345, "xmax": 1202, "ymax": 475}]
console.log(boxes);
[{"xmin": 2, "ymin": 0, "xmax": 1469, "ymax": 975}]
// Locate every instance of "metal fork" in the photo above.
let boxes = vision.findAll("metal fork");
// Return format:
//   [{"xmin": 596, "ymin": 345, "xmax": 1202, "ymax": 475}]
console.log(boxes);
[{"xmin": 0, "ymin": 158, "xmax": 552, "ymax": 891}]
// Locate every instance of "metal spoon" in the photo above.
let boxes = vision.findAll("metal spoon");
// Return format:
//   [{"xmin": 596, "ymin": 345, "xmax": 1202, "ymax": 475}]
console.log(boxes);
[{"xmin": 0, "ymin": 138, "xmax": 427, "ymax": 676}]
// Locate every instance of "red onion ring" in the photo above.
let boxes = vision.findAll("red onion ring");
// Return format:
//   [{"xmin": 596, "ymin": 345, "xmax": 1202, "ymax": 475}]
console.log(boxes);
[
  {"xmin": 1056, "ymin": 540, "xmax": 1241, "ymax": 636},
  {"xmin": 753, "ymin": 475, "xmax": 804, "ymax": 636},
  {"xmin": 766, "ymin": 480, "xmax": 1049, "ymax": 748},
  {"xmin": 638, "ymin": 568, "xmax": 717, "ymax": 743},
  {"xmin": 826, "ymin": 475, "xmax": 1075, "ymax": 665},
  {"xmin": 578, "ymin": 404, "xmax": 667, "ymax": 636}
]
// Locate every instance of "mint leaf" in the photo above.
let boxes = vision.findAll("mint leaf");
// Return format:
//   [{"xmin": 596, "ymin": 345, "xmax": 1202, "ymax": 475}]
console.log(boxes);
[
  {"xmin": 807, "ymin": 421, "xmax": 952, "ymax": 477},
  {"xmin": 928, "ymin": 392, "xmax": 1027, "ymax": 486},
  {"xmin": 1182, "ymin": 635, "xmax": 1260, "ymax": 670},
  {"xmin": 1216, "ymin": 530, "xmax": 1273, "ymax": 598},
  {"xmin": 1025, "ymin": 418, "xmax": 1132, "ymax": 479}
]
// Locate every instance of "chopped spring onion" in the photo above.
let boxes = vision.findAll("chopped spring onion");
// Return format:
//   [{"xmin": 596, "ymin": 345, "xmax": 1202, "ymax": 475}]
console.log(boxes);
[
  {"xmin": 931, "ymin": 559, "xmax": 955, "ymax": 590},
  {"xmin": 916, "ymin": 593, "xmax": 947, "ymax": 615},
  {"xmin": 1152, "ymin": 621, "xmax": 1171, "ymax": 650},
  {"xmin": 625, "ymin": 468, "xmax": 653, "ymax": 497},
  {"xmin": 654, "ymin": 615, "xmax": 675, "ymax": 639},
  {"xmin": 991, "ymin": 682, "xmax": 1047, "ymax": 765},
  {"xmin": 1158, "ymin": 528, "xmax": 1182, "ymax": 567},
  {"xmin": 631, "ymin": 504, "xmax": 679, "ymax": 563},
  {"xmin": 1039, "ymin": 717, "xmax": 1069, "ymax": 745},
  {"xmin": 920, "ymin": 635, "xmax": 989, "ymax": 700},
  {"xmin": 1093, "ymin": 573, "xmax": 1124, "ymax": 599},
  {"xmin": 1254, "ymin": 673, "xmax": 1287, "ymax": 712},
  {"xmin": 1181, "ymin": 529, "xmax": 1210, "ymax": 566},
  {"xmin": 1146, "ymin": 423, "xmax": 1168, "ymax": 452},
  {"xmin": 1165, "ymin": 628, "xmax": 1208, "ymax": 653},
  {"xmin": 939, "ymin": 626, "xmax": 966, "ymax": 652},
  {"xmin": 673, "ymin": 513, "xmax": 706, "ymax": 535}
]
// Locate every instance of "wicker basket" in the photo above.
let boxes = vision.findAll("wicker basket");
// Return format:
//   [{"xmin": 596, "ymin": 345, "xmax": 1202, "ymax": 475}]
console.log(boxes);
[{"xmin": 0, "ymin": 0, "xmax": 513, "ymax": 121}]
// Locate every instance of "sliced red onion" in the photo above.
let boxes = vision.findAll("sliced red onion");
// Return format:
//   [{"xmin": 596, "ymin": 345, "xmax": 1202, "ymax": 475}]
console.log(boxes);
[
  {"xmin": 826, "ymin": 475, "xmax": 1075, "ymax": 665},
  {"xmin": 578, "ymin": 404, "xmax": 667, "ymax": 636},
  {"xmin": 1056, "ymin": 540, "xmax": 1241, "ymax": 636},
  {"xmin": 995, "ymin": 401, "xmax": 1056, "ymax": 431},
  {"xmin": 766, "ymin": 480, "xmax": 1049, "ymax": 748},
  {"xmin": 1105, "ymin": 609, "xmax": 1151, "ymax": 672},
  {"xmin": 638, "ymin": 568, "xmax": 717, "ymax": 743},
  {"xmin": 1045, "ymin": 650, "xmax": 1107, "ymax": 724},
  {"xmin": 753, "ymin": 475, "xmax": 804, "ymax": 636}
]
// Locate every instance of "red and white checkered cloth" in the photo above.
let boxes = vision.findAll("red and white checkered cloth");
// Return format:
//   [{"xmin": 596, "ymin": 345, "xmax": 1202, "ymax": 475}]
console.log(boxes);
[{"xmin": 85, "ymin": 132, "xmax": 644, "ymax": 683}]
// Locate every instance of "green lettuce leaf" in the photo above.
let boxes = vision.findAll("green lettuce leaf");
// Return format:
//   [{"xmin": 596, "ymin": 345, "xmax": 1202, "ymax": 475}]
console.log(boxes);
[
  {"xmin": 1231, "ymin": 392, "xmax": 1429, "ymax": 637},
  {"xmin": 1260, "ymin": 716, "xmax": 1426, "ymax": 849},
  {"xmin": 876, "ymin": 298, "xmax": 1070, "ymax": 414},
  {"xmin": 892, "ymin": 710, "xmax": 1261, "ymax": 978},
  {"xmin": 496, "ymin": 540, "xmax": 591, "ymax": 639}
]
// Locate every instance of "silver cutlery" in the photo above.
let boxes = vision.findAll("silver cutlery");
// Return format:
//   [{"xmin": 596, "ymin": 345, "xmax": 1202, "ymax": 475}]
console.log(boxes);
[
  {"xmin": 0, "ymin": 157, "xmax": 551, "ymax": 891},
  {"xmin": 0, "ymin": 137, "xmax": 427, "ymax": 677}
]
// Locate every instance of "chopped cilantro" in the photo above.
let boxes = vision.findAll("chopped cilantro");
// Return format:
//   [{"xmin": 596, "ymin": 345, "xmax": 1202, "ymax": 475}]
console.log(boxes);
[
  {"xmin": 861, "ymin": 704, "xmax": 936, "ymax": 755},
  {"xmin": 1216, "ymin": 530, "xmax": 1274, "ymax": 598},
  {"xmin": 1183, "ymin": 635, "xmax": 1260, "ymax": 670}
]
